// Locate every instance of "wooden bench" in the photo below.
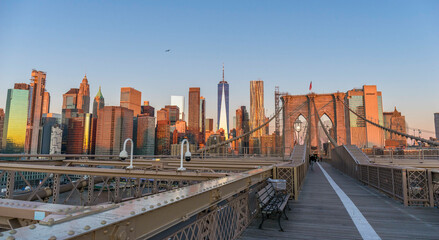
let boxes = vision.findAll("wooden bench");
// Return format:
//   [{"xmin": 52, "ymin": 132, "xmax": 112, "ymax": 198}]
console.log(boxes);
[{"xmin": 256, "ymin": 182, "xmax": 291, "ymax": 231}]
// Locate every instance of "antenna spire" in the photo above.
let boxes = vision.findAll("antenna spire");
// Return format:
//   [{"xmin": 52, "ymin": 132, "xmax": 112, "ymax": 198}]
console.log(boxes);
[{"xmin": 222, "ymin": 63, "xmax": 224, "ymax": 82}]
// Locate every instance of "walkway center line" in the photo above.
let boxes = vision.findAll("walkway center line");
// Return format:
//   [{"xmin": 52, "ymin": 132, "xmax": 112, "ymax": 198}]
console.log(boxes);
[{"xmin": 317, "ymin": 162, "xmax": 381, "ymax": 240}]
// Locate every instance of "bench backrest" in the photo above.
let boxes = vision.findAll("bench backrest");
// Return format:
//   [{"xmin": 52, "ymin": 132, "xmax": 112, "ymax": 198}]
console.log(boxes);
[{"xmin": 256, "ymin": 183, "xmax": 276, "ymax": 207}]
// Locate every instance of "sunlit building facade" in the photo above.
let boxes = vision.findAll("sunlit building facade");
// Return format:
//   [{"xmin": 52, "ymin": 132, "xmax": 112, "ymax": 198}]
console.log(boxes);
[
  {"xmin": 42, "ymin": 91, "xmax": 50, "ymax": 114},
  {"xmin": 95, "ymin": 106, "xmax": 133, "ymax": 155},
  {"xmin": 2, "ymin": 87, "xmax": 29, "ymax": 153},
  {"xmin": 156, "ymin": 108, "xmax": 170, "ymax": 155},
  {"xmin": 120, "ymin": 87, "xmax": 141, "ymax": 116},
  {"xmin": 25, "ymin": 70, "xmax": 47, "ymax": 154},
  {"xmin": 217, "ymin": 65, "xmax": 229, "ymax": 139},
  {"xmin": 383, "ymin": 108, "xmax": 407, "ymax": 148},
  {"xmin": 0, "ymin": 109, "xmax": 4, "ymax": 152},
  {"xmin": 199, "ymin": 96, "xmax": 205, "ymax": 145},
  {"xmin": 345, "ymin": 85, "xmax": 384, "ymax": 148},
  {"xmin": 250, "ymin": 80, "xmax": 265, "ymax": 138},
  {"xmin": 78, "ymin": 75, "xmax": 90, "ymax": 113},
  {"xmin": 188, "ymin": 87, "xmax": 200, "ymax": 144}
]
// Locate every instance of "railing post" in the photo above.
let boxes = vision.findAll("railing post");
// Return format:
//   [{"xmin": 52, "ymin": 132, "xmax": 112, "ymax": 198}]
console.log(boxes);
[
  {"xmin": 402, "ymin": 170, "xmax": 409, "ymax": 206},
  {"xmin": 293, "ymin": 167, "xmax": 299, "ymax": 200},
  {"xmin": 427, "ymin": 170, "xmax": 434, "ymax": 207},
  {"xmin": 87, "ymin": 176, "xmax": 95, "ymax": 205},
  {"xmin": 6, "ymin": 171, "xmax": 15, "ymax": 199},
  {"xmin": 52, "ymin": 174, "xmax": 61, "ymax": 204}
]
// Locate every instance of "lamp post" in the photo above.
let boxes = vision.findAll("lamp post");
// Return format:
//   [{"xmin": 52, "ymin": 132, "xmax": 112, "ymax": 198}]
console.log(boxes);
[
  {"xmin": 294, "ymin": 119, "xmax": 302, "ymax": 145},
  {"xmin": 178, "ymin": 139, "xmax": 191, "ymax": 171},
  {"xmin": 120, "ymin": 138, "xmax": 134, "ymax": 169}
]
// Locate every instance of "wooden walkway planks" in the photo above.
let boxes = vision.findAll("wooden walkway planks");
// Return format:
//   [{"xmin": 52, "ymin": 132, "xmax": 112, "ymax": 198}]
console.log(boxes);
[{"xmin": 240, "ymin": 162, "xmax": 439, "ymax": 240}]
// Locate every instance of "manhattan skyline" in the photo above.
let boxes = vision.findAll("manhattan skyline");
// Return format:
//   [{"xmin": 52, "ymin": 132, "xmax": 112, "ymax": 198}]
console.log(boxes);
[{"xmin": 1, "ymin": 1, "xmax": 438, "ymax": 137}]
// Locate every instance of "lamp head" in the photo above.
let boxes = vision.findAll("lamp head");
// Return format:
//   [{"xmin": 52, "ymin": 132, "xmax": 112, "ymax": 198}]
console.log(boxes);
[
  {"xmin": 184, "ymin": 151, "xmax": 191, "ymax": 162},
  {"xmin": 119, "ymin": 150, "xmax": 128, "ymax": 160}
]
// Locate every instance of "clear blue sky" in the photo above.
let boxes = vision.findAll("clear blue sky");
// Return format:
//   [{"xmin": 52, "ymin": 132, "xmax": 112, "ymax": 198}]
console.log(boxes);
[{"xmin": 1, "ymin": 1, "xmax": 438, "ymax": 136}]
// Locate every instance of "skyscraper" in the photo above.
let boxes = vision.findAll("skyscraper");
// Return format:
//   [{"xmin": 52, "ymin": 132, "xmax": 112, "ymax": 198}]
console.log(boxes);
[
  {"xmin": 0, "ymin": 109, "xmax": 4, "ymax": 152},
  {"xmin": 42, "ymin": 91, "xmax": 50, "ymax": 114},
  {"xmin": 383, "ymin": 107, "xmax": 407, "ymax": 148},
  {"xmin": 217, "ymin": 64, "xmax": 229, "ymax": 139},
  {"xmin": 434, "ymin": 113, "xmax": 439, "ymax": 140},
  {"xmin": 77, "ymin": 75, "xmax": 90, "ymax": 113},
  {"xmin": 199, "ymin": 96, "xmax": 206, "ymax": 145},
  {"xmin": 141, "ymin": 101, "xmax": 155, "ymax": 117},
  {"xmin": 156, "ymin": 108, "xmax": 170, "ymax": 155},
  {"xmin": 346, "ymin": 85, "xmax": 384, "ymax": 148},
  {"xmin": 38, "ymin": 113, "xmax": 61, "ymax": 154},
  {"xmin": 165, "ymin": 105, "xmax": 180, "ymax": 125},
  {"xmin": 188, "ymin": 87, "xmax": 200, "ymax": 143},
  {"xmin": 236, "ymin": 106, "xmax": 250, "ymax": 154},
  {"xmin": 250, "ymin": 80, "xmax": 265, "ymax": 138},
  {"xmin": 2, "ymin": 85, "xmax": 29, "ymax": 153},
  {"xmin": 63, "ymin": 88, "xmax": 80, "ymax": 110},
  {"xmin": 206, "ymin": 118, "xmax": 214, "ymax": 132},
  {"xmin": 65, "ymin": 113, "xmax": 94, "ymax": 154},
  {"xmin": 171, "ymin": 96, "xmax": 185, "ymax": 121},
  {"xmin": 93, "ymin": 86, "xmax": 105, "ymax": 118},
  {"xmin": 95, "ymin": 106, "xmax": 133, "ymax": 155},
  {"xmin": 135, "ymin": 114, "xmax": 155, "ymax": 155},
  {"xmin": 25, "ymin": 70, "xmax": 46, "ymax": 154},
  {"xmin": 120, "ymin": 87, "xmax": 141, "ymax": 116}
]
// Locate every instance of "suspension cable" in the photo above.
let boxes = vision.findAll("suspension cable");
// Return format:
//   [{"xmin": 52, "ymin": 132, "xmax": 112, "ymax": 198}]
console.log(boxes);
[{"xmin": 336, "ymin": 96, "xmax": 439, "ymax": 147}]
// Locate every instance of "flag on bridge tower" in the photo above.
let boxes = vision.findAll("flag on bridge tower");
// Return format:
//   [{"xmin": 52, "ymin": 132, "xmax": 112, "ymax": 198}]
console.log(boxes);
[{"xmin": 309, "ymin": 81, "xmax": 312, "ymax": 91}]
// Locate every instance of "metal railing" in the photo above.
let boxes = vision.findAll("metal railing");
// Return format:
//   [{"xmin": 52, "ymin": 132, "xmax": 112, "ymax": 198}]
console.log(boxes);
[{"xmin": 330, "ymin": 145, "xmax": 438, "ymax": 208}]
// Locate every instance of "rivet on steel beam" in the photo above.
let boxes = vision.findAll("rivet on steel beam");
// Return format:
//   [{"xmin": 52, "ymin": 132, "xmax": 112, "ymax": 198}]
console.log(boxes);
[
  {"xmin": 6, "ymin": 236, "xmax": 15, "ymax": 240},
  {"xmin": 67, "ymin": 214, "xmax": 72, "ymax": 217},
  {"xmin": 176, "ymin": 197, "xmax": 180, "ymax": 200},
  {"xmin": 126, "ymin": 222, "xmax": 130, "ymax": 225},
  {"xmin": 103, "ymin": 230, "xmax": 108, "ymax": 234},
  {"xmin": 164, "ymin": 201, "xmax": 168, "ymax": 204},
  {"xmin": 101, "ymin": 220, "xmax": 107, "ymax": 225},
  {"xmin": 29, "ymin": 224, "xmax": 36, "ymax": 229},
  {"xmin": 130, "ymin": 211, "xmax": 135, "ymax": 215},
  {"xmin": 170, "ymin": 199, "xmax": 174, "ymax": 202},
  {"xmin": 136, "ymin": 199, "xmax": 140, "ymax": 202},
  {"xmin": 157, "ymin": 203, "xmax": 161, "ymax": 206},
  {"xmin": 150, "ymin": 205, "xmax": 154, "ymax": 209},
  {"xmin": 130, "ymin": 227, "xmax": 134, "ymax": 232},
  {"xmin": 48, "ymin": 218, "xmax": 55, "ymax": 225},
  {"xmin": 68, "ymin": 230, "xmax": 74, "ymax": 235},
  {"xmin": 141, "ymin": 208, "xmax": 146, "ymax": 211},
  {"xmin": 151, "ymin": 196, "xmax": 155, "ymax": 198},
  {"xmin": 57, "ymin": 209, "xmax": 63, "ymax": 213},
  {"xmin": 143, "ymin": 196, "xmax": 148, "ymax": 199},
  {"xmin": 99, "ymin": 206, "xmax": 104, "ymax": 209},
  {"xmin": 121, "ymin": 203, "xmax": 125, "ymax": 206},
  {"xmin": 49, "ymin": 236, "xmax": 57, "ymax": 240},
  {"xmin": 9, "ymin": 229, "xmax": 17, "ymax": 234},
  {"xmin": 84, "ymin": 225, "xmax": 91, "ymax": 230}
]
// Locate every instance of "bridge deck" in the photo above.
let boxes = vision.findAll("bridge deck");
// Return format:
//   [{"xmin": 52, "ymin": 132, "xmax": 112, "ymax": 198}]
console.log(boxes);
[{"xmin": 240, "ymin": 162, "xmax": 439, "ymax": 240}]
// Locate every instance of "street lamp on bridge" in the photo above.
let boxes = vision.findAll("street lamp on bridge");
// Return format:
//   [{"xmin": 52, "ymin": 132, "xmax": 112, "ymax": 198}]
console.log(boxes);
[{"xmin": 294, "ymin": 119, "xmax": 302, "ymax": 145}]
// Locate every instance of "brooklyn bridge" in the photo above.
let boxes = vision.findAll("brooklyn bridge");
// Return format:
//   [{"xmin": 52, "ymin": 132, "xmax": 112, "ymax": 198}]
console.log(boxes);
[{"xmin": 0, "ymin": 90, "xmax": 438, "ymax": 240}]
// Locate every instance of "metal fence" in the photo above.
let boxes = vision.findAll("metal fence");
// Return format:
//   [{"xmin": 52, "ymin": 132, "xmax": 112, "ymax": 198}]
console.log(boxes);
[{"xmin": 331, "ymin": 145, "xmax": 438, "ymax": 208}]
